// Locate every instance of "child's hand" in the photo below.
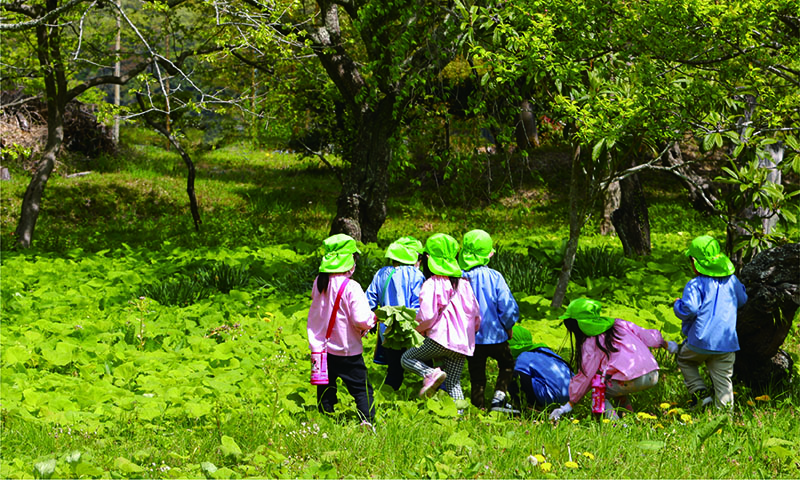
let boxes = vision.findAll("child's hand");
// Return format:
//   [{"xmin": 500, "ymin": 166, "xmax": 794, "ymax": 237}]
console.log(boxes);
[{"xmin": 667, "ymin": 341, "xmax": 679, "ymax": 354}]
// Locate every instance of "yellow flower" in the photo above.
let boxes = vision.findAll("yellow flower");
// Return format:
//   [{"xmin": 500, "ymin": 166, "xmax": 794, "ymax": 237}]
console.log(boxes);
[
  {"xmin": 680, "ymin": 413, "xmax": 692, "ymax": 424},
  {"xmin": 747, "ymin": 400, "xmax": 755, "ymax": 406},
  {"xmin": 655, "ymin": 423, "xmax": 665, "ymax": 429},
  {"xmin": 659, "ymin": 402, "xmax": 671, "ymax": 409},
  {"xmin": 540, "ymin": 462, "xmax": 552, "ymax": 473},
  {"xmin": 602, "ymin": 418, "xmax": 611, "ymax": 423},
  {"xmin": 666, "ymin": 408, "xmax": 679, "ymax": 416},
  {"xmin": 582, "ymin": 452, "xmax": 595, "ymax": 460},
  {"xmin": 565, "ymin": 461, "xmax": 579, "ymax": 469},
  {"xmin": 755, "ymin": 395, "xmax": 770, "ymax": 402},
  {"xmin": 572, "ymin": 419, "xmax": 579, "ymax": 424},
  {"xmin": 534, "ymin": 454, "xmax": 546, "ymax": 464},
  {"xmin": 637, "ymin": 412, "xmax": 657, "ymax": 420}
]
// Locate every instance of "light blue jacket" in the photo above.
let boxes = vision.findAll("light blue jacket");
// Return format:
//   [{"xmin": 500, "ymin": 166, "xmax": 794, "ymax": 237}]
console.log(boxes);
[
  {"xmin": 366, "ymin": 265, "xmax": 424, "ymax": 310},
  {"xmin": 673, "ymin": 274, "xmax": 748, "ymax": 353},
  {"xmin": 462, "ymin": 266, "xmax": 519, "ymax": 344}
]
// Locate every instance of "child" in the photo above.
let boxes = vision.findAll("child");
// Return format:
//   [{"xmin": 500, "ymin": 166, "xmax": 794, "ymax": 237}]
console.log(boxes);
[
  {"xmin": 673, "ymin": 235, "xmax": 747, "ymax": 409},
  {"xmin": 459, "ymin": 229, "xmax": 520, "ymax": 413},
  {"xmin": 506, "ymin": 324, "xmax": 573, "ymax": 411},
  {"xmin": 307, "ymin": 234, "xmax": 377, "ymax": 426},
  {"xmin": 401, "ymin": 233, "xmax": 482, "ymax": 403},
  {"xmin": 549, "ymin": 298, "xmax": 677, "ymax": 421},
  {"xmin": 366, "ymin": 236, "xmax": 426, "ymax": 390}
]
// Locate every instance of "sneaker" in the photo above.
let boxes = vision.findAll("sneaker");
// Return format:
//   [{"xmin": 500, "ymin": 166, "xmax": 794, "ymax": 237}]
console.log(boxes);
[
  {"xmin": 419, "ymin": 368, "xmax": 447, "ymax": 398},
  {"xmin": 489, "ymin": 400, "xmax": 521, "ymax": 414},
  {"xmin": 687, "ymin": 389, "xmax": 713, "ymax": 409}
]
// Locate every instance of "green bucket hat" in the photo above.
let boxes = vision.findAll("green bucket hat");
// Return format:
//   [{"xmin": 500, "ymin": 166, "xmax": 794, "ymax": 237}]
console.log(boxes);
[
  {"xmin": 508, "ymin": 325, "xmax": 548, "ymax": 358},
  {"xmin": 685, "ymin": 235, "xmax": 735, "ymax": 277},
  {"xmin": 559, "ymin": 298, "xmax": 615, "ymax": 337},
  {"xmin": 319, "ymin": 234, "xmax": 361, "ymax": 273},
  {"xmin": 424, "ymin": 233, "xmax": 462, "ymax": 277},
  {"xmin": 458, "ymin": 229, "xmax": 495, "ymax": 270},
  {"xmin": 385, "ymin": 236, "xmax": 423, "ymax": 265}
]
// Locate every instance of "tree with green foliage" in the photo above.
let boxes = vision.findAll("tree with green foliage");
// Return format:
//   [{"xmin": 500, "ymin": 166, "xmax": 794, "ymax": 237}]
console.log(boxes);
[
  {"xmin": 458, "ymin": 0, "xmax": 799, "ymax": 308},
  {"xmin": 220, "ymin": 0, "xmax": 470, "ymax": 242},
  {"xmin": 1, "ymin": 0, "xmax": 225, "ymax": 248}
]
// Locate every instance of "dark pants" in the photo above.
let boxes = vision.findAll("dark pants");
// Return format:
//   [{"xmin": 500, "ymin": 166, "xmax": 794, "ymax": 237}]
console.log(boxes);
[
  {"xmin": 383, "ymin": 347, "xmax": 407, "ymax": 391},
  {"xmin": 467, "ymin": 342, "xmax": 515, "ymax": 409},
  {"xmin": 317, "ymin": 353, "xmax": 375, "ymax": 422},
  {"xmin": 509, "ymin": 371, "xmax": 562, "ymax": 409}
]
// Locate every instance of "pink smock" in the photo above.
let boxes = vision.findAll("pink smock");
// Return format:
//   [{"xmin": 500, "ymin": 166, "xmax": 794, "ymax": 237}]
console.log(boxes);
[
  {"xmin": 307, "ymin": 273, "xmax": 376, "ymax": 356},
  {"xmin": 569, "ymin": 319, "xmax": 665, "ymax": 404},
  {"xmin": 415, "ymin": 276, "xmax": 481, "ymax": 356}
]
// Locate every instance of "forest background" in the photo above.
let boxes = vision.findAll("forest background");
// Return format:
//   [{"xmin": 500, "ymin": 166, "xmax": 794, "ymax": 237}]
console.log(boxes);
[{"xmin": 1, "ymin": 0, "xmax": 800, "ymax": 478}]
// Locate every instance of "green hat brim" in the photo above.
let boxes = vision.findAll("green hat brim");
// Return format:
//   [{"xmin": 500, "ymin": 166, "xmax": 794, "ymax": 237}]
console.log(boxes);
[
  {"xmin": 428, "ymin": 256, "xmax": 463, "ymax": 277},
  {"xmin": 458, "ymin": 250, "xmax": 492, "ymax": 270},
  {"xmin": 386, "ymin": 238, "xmax": 422, "ymax": 265}
]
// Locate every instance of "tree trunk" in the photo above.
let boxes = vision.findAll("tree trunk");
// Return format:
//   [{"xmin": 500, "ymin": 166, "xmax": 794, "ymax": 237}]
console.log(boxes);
[
  {"xmin": 662, "ymin": 142, "xmax": 718, "ymax": 214},
  {"xmin": 734, "ymin": 242, "xmax": 799, "ymax": 389},
  {"xmin": 611, "ymin": 170, "xmax": 651, "ymax": 257},
  {"xmin": 515, "ymin": 99, "xmax": 539, "ymax": 151},
  {"xmin": 600, "ymin": 180, "xmax": 620, "ymax": 235},
  {"xmin": 16, "ymin": 14, "xmax": 67, "ymax": 248},
  {"xmin": 329, "ymin": 99, "xmax": 397, "ymax": 243},
  {"xmin": 552, "ymin": 143, "xmax": 587, "ymax": 309}
]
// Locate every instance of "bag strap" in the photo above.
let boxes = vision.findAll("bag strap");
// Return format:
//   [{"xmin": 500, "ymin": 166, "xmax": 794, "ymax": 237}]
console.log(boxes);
[
  {"xmin": 380, "ymin": 267, "xmax": 396, "ymax": 307},
  {"xmin": 325, "ymin": 278, "xmax": 350, "ymax": 340}
]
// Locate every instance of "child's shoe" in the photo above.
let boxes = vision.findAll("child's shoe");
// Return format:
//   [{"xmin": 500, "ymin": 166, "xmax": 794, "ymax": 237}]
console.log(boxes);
[
  {"xmin": 359, "ymin": 420, "xmax": 376, "ymax": 433},
  {"xmin": 489, "ymin": 391, "xmax": 521, "ymax": 414},
  {"xmin": 419, "ymin": 368, "xmax": 447, "ymax": 398},
  {"xmin": 687, "ymin": 389, "xmax": 713, "ymax": 409}
]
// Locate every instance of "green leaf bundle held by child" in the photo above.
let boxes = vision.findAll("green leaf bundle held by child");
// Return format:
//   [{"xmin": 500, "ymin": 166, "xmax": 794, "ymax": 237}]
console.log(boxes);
[
  {"xmin": 673, "ymin": 235, "xmax": 748, "ymax": 409},
  {"xmin": 307, "ymin": 234, "xmax": 377, "ymax": 428},
  {"xmin": 366, "ymin": 236, "xmax": 426, "ymax": 390},
  {"xmin": 550, "ymin": 298, "xmax": 677, "ymax": 421}
]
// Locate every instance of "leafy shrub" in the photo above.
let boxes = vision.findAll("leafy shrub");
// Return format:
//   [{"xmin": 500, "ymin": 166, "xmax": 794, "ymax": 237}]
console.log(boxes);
[
  {"xmin": 260, "ymin": 256, "xmax": 318, "ymax": 296},
  {"xmin": 140, "ymin": 276, "xmax": 211, "ymax": 307},
  {"xmin": 491, "ymin": 248, "xmax": 555, "ymax": 295},
  {"xmin": 195, "ymin": 263, "xmax": 251, "ymax": 294},
  {"xmin": 570, "ymin": 245, "xmax": 629, "ymax": 283}
]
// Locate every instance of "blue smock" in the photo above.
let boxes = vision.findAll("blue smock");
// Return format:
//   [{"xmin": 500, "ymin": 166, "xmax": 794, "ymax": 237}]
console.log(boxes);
[
  {"xmin": 673, "ymin": 274, "xmax": 747, "ymax": 353},
  {"xmin": 462, "ymin": 266, "xmax": 519, "ymax": 344}
]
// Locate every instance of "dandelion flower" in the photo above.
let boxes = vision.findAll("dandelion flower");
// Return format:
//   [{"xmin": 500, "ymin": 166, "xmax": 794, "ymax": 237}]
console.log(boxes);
[
  {"xmin": 527, "ymin": 455, "xmax": 539, "ymax": 466},
  {"xmin": 667, "ymin": 408, "xmax": 679, "ymax": 416},
  {"xmin": 602, "ymin": 418, "xmax": 611, "ymax": 424},
  {"xmin": 746, "ymin": 400, "xmax": 755, "ymax": 406},
  {"xmin": 582, "ymin": 452, "xmax": 595, "ymax": 460},
  {"xmin": 755, "ymin": 395, "xmax": 770, "ymax": 402},
  {"xmin": 680, "ymin": 413, "xmax": 692, "ymax": 424},
  {"xmin": 540, "ymin": 462, "xmax": 552, "ymax": 473},
  {"xmin": 565, "ymin": 461, "xmax": 579, "ymax": 469},
  {"xmin": 637, "ymin": 412, "xmax": 657, "ymax": 420},
  {"xmin": 534, "ymin": 454, "xmax": 546, "ymax": 464},
  {"xmin": 655, "ymin": 423, "xmax": 665, "ymax": 429},
  {"xmin": 572, "ymin": 419, "xmax": 579, "ymax": 424},
  {"xmin": 659, "ymin": 402, "xmax": 671, "ymax": 409}
]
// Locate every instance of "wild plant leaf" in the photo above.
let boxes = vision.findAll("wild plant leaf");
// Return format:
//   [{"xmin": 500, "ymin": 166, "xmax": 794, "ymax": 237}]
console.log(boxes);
[
  {"xmin": 220, "ymin": 435, "xmax": 243, "ymax": 458},
  {"xmin": 113, "ymin": 457, "xmax": 144, "ymax": 474},
  {"xmin": 693, "ymin": 414, "xmax": 729, "ymax": 449},
  {"xmin": 33, "ymin": 459, "xmax": 56, "ymax": 480},
  {"xmin": 446, "ymin": 430, "xmax": 477, "ymax": 448},
  {"xmin": 376, "ymin": 306, "xmax": 424, "ymax": 349},
  {"xmin": 635, "ymin": 440, "xmax": 665, "ymax": 451}
]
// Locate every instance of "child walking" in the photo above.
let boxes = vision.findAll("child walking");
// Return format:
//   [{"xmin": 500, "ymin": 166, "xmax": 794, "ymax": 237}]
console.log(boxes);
[
  {"xmin": 549, "ymin": 298, "xmax": 677, "ymax": 421},
  {"xmin": 401, "ymin": 233, "xmax": 482, "ymax": 403},
  {"xmin": 307, "ymin": 234, "xmax": 377, "ymax": 426},
  {"xmin": 673, "ymin": 235, "xmax": 747, "ymax": 409},
  {"xmin": 366, "ymin": 236, "xmax": 426, "ymax": 390},
  {"xmin": 459, "ymin": 229, "xmax": 520, "ymax": 413},
  {"xmin": 507, "ymin": 325, "xmax": 573, "ymax": 411}
]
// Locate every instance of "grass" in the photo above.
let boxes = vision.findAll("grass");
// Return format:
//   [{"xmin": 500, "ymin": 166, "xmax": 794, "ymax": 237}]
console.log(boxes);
[{"xmin": 1, "ymin": 127, "xmax": 799, "ymax": 478}]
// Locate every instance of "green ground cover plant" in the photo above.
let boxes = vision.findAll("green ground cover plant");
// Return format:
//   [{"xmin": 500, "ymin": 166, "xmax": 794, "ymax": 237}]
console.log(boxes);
[{"xmin": 1, "ymin": 130, "xmax": 798, "ymax": 478}]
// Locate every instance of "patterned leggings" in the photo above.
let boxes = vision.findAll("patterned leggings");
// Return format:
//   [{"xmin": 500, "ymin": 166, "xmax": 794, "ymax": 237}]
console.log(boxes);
[{"xmin": 401, "ymin": 338, "xmax": 466, "ymax": 401}]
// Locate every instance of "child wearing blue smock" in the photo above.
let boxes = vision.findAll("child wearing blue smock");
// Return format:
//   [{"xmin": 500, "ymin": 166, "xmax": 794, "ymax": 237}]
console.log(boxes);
[
  {"xmin": 507, "ymin": 325, "xmax": 572, "ymax": 410},
  {"xmin": 366, "ymin": 236, "xmax": 426, "ymax": 390},
  {"xmin": 460, "ymin": 229, "xmax": 520, "ymax": 413},
  {"xmin": 673, "ymin": 235, "xmax": 747, "ymax": 409}
]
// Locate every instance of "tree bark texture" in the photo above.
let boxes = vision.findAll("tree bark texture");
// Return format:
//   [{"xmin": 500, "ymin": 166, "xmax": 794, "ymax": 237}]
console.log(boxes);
[
  {"xmin": 551, "ymin": 144, "xmax": 587, "ymax": 309},
  {"xmin": 600, "ymin": 180, "xmax": 620, "ymax": 235},
  {"xmin": 734, "ymin": 242, "xmax": 799, "ymax": 388},
  {"xmin": 611, "ymin": 171, "xmax": 652, "ymax": 257},
  {"xmin": 329, "ymin": 98, "xmax": 397, "ymax": 243},
  {"xmin": 15, "ymin": 14, "xmax": 66, "ymax": 248}
]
